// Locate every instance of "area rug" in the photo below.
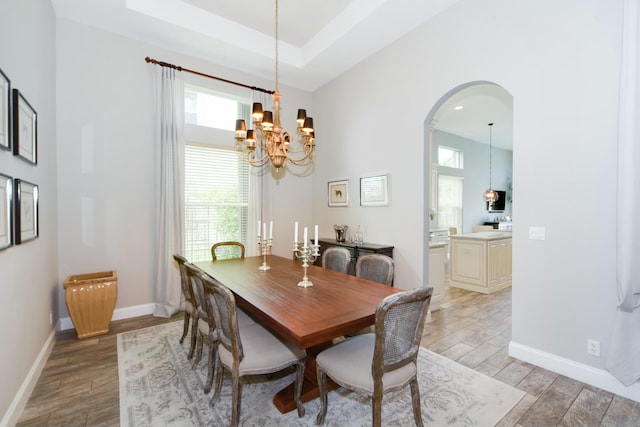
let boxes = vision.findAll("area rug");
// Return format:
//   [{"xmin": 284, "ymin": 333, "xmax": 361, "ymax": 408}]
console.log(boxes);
[{"xmin": 118, "ymin": 322, "xmax": 524, "ymax": 426}]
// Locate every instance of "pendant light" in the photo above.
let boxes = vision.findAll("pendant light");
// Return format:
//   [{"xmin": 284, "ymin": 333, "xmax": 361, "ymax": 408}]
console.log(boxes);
[{"xmin": 483, "ymin": 123, "xmax": 499, "ymax": 202}]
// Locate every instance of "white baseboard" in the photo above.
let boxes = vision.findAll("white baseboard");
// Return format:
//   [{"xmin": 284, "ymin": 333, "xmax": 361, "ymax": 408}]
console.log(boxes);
[
  {"xmin": 0, "ymin": 326, "xmax": 56, "ymax": 427},
  {"xmin": 509, "ymin": 341, "xmax": 640, "ymax": 403},
  {"xmin": 58, "ymin": 303, "xmax": 156, "ymax": 331}
]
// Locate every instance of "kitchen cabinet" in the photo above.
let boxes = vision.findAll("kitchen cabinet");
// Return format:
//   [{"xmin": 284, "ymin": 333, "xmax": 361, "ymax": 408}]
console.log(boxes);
[{"xmin": 428, "ymin": 241, "xmax": 447, "ymax": 310}]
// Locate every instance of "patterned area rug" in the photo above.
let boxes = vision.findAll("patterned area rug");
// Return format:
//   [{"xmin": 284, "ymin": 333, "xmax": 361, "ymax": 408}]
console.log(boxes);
[{"xmin": 118, "ymin": 322, "xmax": 524, "ymax": 426}]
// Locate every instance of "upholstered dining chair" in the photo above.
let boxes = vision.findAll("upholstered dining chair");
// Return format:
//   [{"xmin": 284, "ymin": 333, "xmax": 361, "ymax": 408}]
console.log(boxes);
[
  {"xmin": 355, "ymin": 253, "xmax": 395, "ymax": 287},
  {"xmin": 202, "ymin": 273, "xmax": 306, "ymax": 427},
  {"xmin": 173, "ymin": 254, "xmax": 198, "ymax": 359},
  {"xmin": 315, "ymin": 285, "xmax": 433, "ymax": 427},
  {"xmin": 211, "ymin": 241, "xmax": 245, "ymax": 261},
  {"xmin": 321, "ymin": 246, "xmax": 351, "ymax": 274},
  {"xmin": 184, "ymin": 263, "xmax": 256, "ymax": 387}
]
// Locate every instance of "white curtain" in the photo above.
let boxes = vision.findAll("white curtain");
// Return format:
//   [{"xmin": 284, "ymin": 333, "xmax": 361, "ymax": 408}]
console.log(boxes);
[
  {"xmin": 606, "ymin": 0, "xmax": 640, "ymax": 386},
  {"xmin": 152, "ymin": 66, "xmax": 185, "ymax": 317},
  {"xmin": 246, "ymin": 91, "xmax": 272, "ymax": 256}
]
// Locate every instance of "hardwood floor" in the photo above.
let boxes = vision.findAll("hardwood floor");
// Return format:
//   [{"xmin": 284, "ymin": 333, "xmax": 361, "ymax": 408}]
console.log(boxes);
[{"xmin": 16, "ymin": 286, "xmax": 640, "ymax": 426}]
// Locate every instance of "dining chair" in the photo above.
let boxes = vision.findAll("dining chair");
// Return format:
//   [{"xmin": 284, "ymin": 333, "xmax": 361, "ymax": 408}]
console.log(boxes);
[
  {"xmin": 355, "ymin": 253, "xmax": 395, "ymax": 286},
  {"xmin": 185, "ymin": 263, "xmax": 256, "ymax": 382},
  {"xmin": 211, "ymin": 241, "xmax": 245, "ymax": 261},
  {"xmin": 315, "ymin": 285, "xmax": 433, "ymax": 427},
  {"xmin": 321, "ymin": 246, "xmax": 351, "ymax": 274},
  {"xmin": 203, "ymin": 273, "xmax": 306, "ymax": 427},
  {"xmin": 173, "ymin": 254, "xmax": 198, "ymax": 359}
]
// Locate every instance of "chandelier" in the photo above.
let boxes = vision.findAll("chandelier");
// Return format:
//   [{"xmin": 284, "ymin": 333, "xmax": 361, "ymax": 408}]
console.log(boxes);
[
  {"xmin": 234, "ymin": 0, "xmax": 316, "ymax": 173},
  {"xmin": 483, "ymin": 123, "xmax": 499, "ymax": 203}
]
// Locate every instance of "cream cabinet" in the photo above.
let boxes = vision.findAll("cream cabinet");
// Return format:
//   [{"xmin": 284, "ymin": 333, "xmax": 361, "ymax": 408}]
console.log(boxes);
[
  {"xmin": 450, "ymin": 232, "xmax": 512, "ymax": 294},
  {"xmin": 428, "ymin": 241, "xmax": 446, "ymax": 310}
]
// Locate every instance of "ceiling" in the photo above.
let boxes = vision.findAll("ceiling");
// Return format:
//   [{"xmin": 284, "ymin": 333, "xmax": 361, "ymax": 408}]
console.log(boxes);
[{"xmin": 50, "ymin": 0, "xmax": 513, "ymax": 150}]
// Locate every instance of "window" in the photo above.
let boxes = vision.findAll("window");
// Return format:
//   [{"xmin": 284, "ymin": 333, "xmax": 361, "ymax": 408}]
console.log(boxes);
[
  {"xmin": 438, "ymin": 175, "xmax": 463, "ymax": 232},
  {"xmin": 184, "ymin": 85, "xmax": 244, "ymax": 131},
  {"xmin": 438, "ymin": 146, "xmax": 464, "ymax": 169},
  {"xmin": 184, "ymin": 143, "xmax": 249, "ymax": 262}
]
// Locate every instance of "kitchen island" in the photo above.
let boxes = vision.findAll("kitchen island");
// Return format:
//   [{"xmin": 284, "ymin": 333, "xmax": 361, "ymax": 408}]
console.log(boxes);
[{"xmin": 449, "ymin": 231, "xmax": 512, "ymax": 294}]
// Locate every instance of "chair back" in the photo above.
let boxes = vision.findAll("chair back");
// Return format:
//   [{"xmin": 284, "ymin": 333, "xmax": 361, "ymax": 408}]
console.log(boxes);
[
  {"xmin": 373, "ymin": 286, "xmax": 433, "ymax": 378},
  {"xmin": 211, "ymin": 241, "xmax": 246, "ymax": 261},
  {"xmin": 201, "ymin": 273, "xmax": 244, "ymax": 362},
  {"xmin": 472, "ymin": 225, "xmax": 494, "ymax": 233},
  {"xmin": 321, "ymin": 247, "xmax": 351, "ymax": 274},
  {"xmin": 173, "ymin": 254, "xmax": 195, "ymax": 304},
  {"xmin": 184, "ymin": 262, "xmax": 208, "ymax": 318},
  {"xmin": 355, "ymin": 254, "xmax": 394, "ymax": 286}
]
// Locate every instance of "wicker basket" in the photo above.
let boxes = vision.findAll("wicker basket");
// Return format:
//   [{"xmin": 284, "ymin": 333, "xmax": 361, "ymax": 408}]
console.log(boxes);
[{"xmin": 64, "ymin": 271, "xmax": 118, "ymax": 339}]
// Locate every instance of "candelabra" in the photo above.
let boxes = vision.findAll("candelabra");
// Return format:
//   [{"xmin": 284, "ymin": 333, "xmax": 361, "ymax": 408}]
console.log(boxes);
[
  {"xmin": 258, "ymin": 237, "xmax": 272, "ymax": 271},
  {"xmin": 292, "ymin": 241, "xmax": 320, "ymax": 287}
]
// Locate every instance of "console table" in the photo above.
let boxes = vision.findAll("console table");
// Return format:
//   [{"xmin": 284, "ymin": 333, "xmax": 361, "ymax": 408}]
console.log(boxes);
[{"xmin": 314, "ymin": 238, "xmax": 394, "ymax": 276}]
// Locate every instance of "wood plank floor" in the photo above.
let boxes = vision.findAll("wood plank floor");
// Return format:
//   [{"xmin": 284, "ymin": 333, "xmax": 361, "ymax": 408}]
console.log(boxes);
[{"xmin": 16, "ymin": 286, "xmax": 640, "ymax": 426}]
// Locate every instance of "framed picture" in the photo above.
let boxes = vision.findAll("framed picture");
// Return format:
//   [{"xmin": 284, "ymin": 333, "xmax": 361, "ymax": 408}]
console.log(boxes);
[
  {"xmin": 360, "ymin": 174, "xmax": 389, "ymax": 207},
  {"xmin": 0, "ymin": 173, "xmax": 12, "ymax": 250},
  {"xmin": 0, "ymin": 68, "xmax": 9, "ymax": 151},
  {"xmin": 14, "ymin": 179, "xmax": 38, "ymax": 244},
  {"xmin": 13, "ymin": 89, "xmax": 37, "ymax": 165},
  {"xmin": 328, "ymin": 179, "xmax": 349, "ymax": 207}
]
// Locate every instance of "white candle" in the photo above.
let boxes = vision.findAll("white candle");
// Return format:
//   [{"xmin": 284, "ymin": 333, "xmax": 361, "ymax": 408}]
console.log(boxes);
[
  {"xmin": 269, "ymin": 221, "xmax": 273, "ymax": 239},
  {"xmin": 257, "ymin": 220, "xmax": 261, "ymax": 237},
  {"xmin": 303, "ymin": 227, "xmax": 308, "ymax": 248},
  {"xmin": 294, "ymin": 221, "xmax": 298, "ymax": 242},
  {"xmin": 314, "ymin": 225, "xmax": 318, "ymax": 245},
  {"xmin": 263, "ymin": 223, "xmax": 267, "ymax": 240}
]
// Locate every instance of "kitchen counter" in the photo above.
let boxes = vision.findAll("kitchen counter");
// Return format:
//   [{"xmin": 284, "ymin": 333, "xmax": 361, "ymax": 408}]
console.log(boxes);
[{"xmin": 449, "ymin": 232, "xmax": 512, "ymax": 294}]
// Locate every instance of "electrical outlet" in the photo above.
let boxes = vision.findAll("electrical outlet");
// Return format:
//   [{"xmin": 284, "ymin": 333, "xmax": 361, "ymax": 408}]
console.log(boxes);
[{"xmin": 587, "ymin": 339, "xmax": 600, "ymax": 357}]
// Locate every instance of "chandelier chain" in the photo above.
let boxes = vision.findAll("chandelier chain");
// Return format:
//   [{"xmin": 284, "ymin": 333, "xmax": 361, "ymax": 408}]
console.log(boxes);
[{"xmin": 275, "ymin": 0, "xmax": 279, "ymax": 93}]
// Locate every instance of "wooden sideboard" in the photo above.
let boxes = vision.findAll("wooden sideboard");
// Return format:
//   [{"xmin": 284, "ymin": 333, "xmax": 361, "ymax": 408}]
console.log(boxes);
[{"xmin": 314, "ymin": 239, "xmax": 394, "ymax": 276}]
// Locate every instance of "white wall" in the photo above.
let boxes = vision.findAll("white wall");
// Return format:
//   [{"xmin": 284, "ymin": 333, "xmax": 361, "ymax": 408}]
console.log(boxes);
[
  {"xmin": 0, "ymin": 1, "xmax": 58, "ymax": 422},
  {"xmin": 312, "ymin": 0, "xmax": 634, "ymax": 399},
  {"xmin": 55, "ymin": 18, "xmax": 314, "ymax": 320}
]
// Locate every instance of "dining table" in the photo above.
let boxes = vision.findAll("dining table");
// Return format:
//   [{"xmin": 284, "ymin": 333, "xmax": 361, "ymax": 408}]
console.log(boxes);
[{"xmin": 195, "ymin": 254, "xmax": 399, "ymax": 414}]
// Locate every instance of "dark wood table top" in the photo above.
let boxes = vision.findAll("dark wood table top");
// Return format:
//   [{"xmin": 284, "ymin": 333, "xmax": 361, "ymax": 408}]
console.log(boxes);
[{"xmin": 196, "ymin": 255, "xmax": 399, "ymax": 349}]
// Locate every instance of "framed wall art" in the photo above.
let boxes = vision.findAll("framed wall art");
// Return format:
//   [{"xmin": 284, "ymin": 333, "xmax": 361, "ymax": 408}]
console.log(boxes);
[
  {"xmin": 0, "ymin": 173, "xmax": 12, "ymax": 250},
  {"xmin": 13, "ymin": 89, "xmax": 37, "ymax": 164},
  {"xmin": 0, "ymin": 68, "xmax": 9, "ymax": 151},
  {"xmin": 328, "ymin": 179, "xmax": 349, "ymax": 207},
  {"xmin": 360, "ymin": 174, "xmax": 390, "ymax": 207},
  {"xmin": 14, "ymin": 179, "xmax": 38, "ymax": 244}
]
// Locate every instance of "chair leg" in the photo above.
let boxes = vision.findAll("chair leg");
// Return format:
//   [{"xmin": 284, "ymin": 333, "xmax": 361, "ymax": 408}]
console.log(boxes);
[
  {"xmin": 209, "ymin": 357, "xmax": 224, "ymax": 408},
  {"xmin": 192, "ymin": 332, "xmax": 203, "ymax": 369},
  {"xmin": 231, "ymin": 371, "xmax": 242, "ymax": 427},
  {"xmin": 204, "ymin": 338, "xmax": 216, "ymax": 394},
  {"xmin": 294, "ymin": 361, "xmax": 306, "ymax": 418},
  {"xmin": 315, "ymin": 366, "xmax": 328, "ymax": 425},
  {"xmin": 188, "ymin": 311, "xmax": 199, "ymax": 359},
  {"xmin": 179, "ymin": 312, "xmax": 190, "ymax": 344},
  {"xmin": 372, "ymin": 388, "xmax": 383, "ymax": 427},
  {"xmin": 410, "ymin": 378, "xmax": 424, "ymax": 427}
]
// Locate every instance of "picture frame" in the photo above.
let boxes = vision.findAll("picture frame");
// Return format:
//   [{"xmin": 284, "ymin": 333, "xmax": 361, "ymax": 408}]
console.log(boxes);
[
  {"xmin": 14, "ymin": 179, "xmax": 38, "ymax": 244},
  {"xmin": 0, "ymin": 68, "xmax": 10, "ymax": 151},
  {"xmin": 0, "ymin": 173, "xmax": 12, "ymax": 250},
  {"xmin": 13, "ymin": 89, "xmax": 37, "ymax": 165},
  {"xmin": 328, "ymin": 179, "xmax": 349, "ymax": 207},
  {"xmin": 360, "ymin": 174, "xmax": 389, "ymax": 207}
]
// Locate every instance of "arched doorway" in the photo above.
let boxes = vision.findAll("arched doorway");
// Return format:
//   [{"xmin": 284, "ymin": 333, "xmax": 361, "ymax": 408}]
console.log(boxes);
[{"xmin": 423, "ymin": 81, "xmax": 513, "ymax": 310}]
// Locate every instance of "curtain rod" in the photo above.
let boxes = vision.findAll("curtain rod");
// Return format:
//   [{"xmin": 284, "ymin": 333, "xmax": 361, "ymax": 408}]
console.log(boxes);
[{"xmin": 145, "ymin": 56, "xmax": 275, "ymax": 95}]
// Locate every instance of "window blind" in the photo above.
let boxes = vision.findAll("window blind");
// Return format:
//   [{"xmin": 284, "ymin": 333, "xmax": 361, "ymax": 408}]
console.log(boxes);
[{"xmin": 184, "ymin": 143, "xmax": 249, "ymax": 261}]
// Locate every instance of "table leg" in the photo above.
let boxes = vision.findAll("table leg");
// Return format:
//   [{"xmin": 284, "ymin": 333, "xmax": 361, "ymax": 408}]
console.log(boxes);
[{"xmin": 273, "ymin": 341, "xmax": 339, "ymax": 414}]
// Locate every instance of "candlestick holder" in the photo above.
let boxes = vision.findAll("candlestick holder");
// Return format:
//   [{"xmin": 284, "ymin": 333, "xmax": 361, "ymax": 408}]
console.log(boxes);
[
  {"xmin": 292, "ymin": 241, "xmax": 320, "ymax": 287},
  {"xmin": 258, "ymin": 237, "xmax": 273, "ymax": 271}
]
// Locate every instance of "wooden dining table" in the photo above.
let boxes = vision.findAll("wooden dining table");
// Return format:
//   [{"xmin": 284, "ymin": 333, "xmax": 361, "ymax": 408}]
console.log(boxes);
[{"xmin": 195, "ymin": 255, "xmax": 399, "ymax": 414}]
